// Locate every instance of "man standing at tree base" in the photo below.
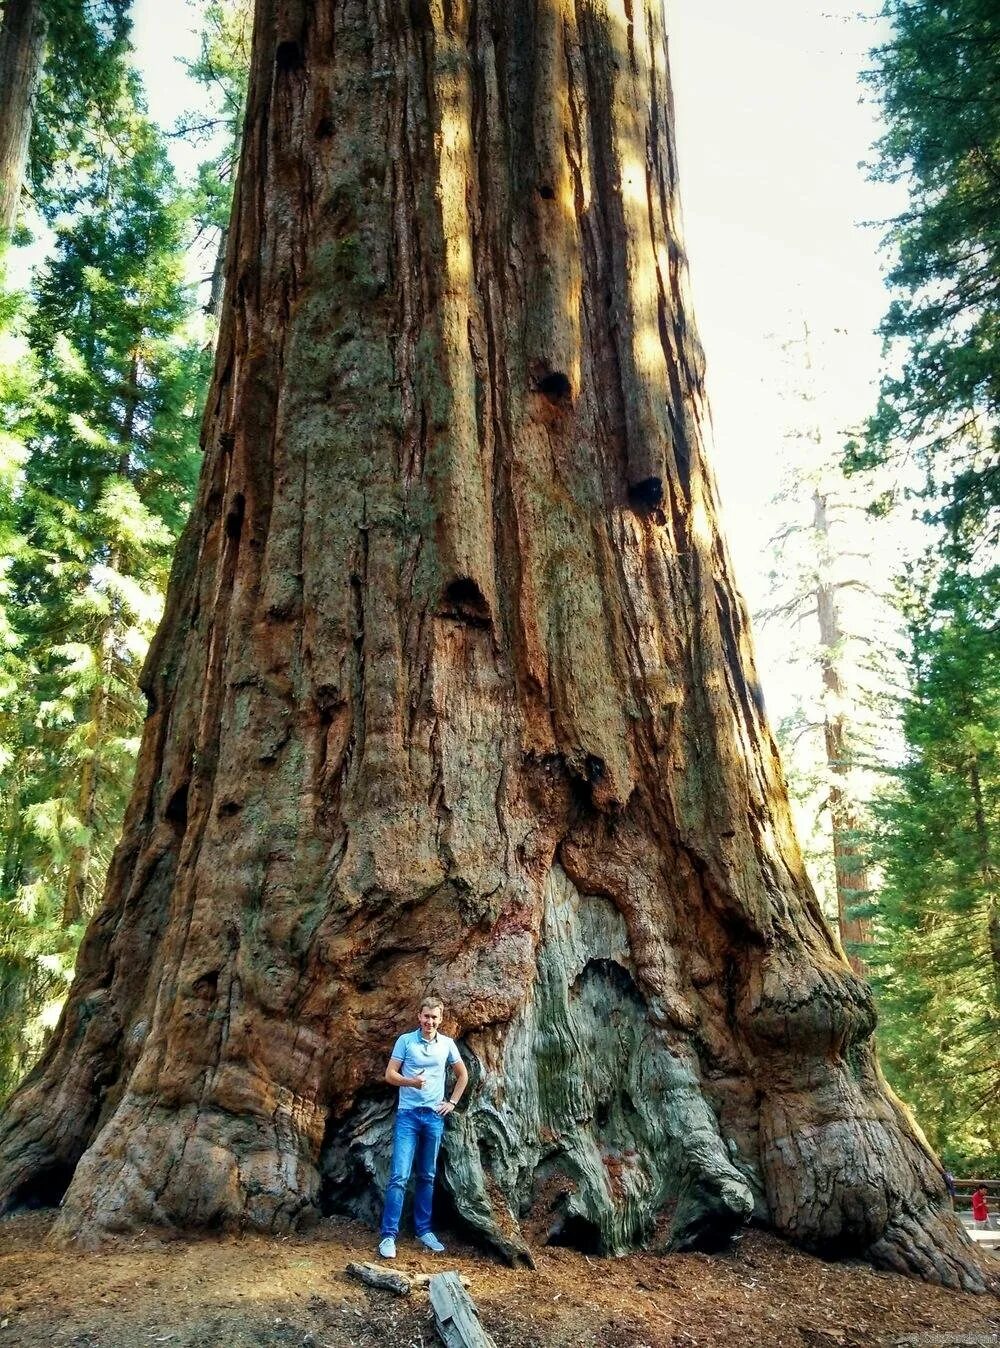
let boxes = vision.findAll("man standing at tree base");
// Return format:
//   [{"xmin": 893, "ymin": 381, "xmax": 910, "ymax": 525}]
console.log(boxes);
[{"xmin": 378, "ymin": 997, "xmax": 468, "ymax": 1258}]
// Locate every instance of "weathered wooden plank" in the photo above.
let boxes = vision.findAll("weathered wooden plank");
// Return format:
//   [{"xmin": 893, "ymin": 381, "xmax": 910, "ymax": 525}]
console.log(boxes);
[
  {"xmin": 345, "ymin": 1261, "xmax": 411, "ymax": 1295},
  {"xmin": 428, "ymin": 1271, "xmax": 498, "ymax": 1348},
  {"xmin": 412, "ymin": 1271, "xmax": 470, "ymax": 1289}
]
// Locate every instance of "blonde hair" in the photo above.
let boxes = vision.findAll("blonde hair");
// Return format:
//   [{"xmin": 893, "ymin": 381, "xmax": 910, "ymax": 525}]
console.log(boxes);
[{"xmin": 420, "ymin": 996, "xmax": 444, "ymax": 1013}]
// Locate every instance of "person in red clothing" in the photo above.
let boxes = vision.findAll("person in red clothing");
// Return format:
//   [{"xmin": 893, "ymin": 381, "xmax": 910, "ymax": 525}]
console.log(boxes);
[{"xmin": 971, "ymin": 1185, "xmax": 990, "ymax": 1229}]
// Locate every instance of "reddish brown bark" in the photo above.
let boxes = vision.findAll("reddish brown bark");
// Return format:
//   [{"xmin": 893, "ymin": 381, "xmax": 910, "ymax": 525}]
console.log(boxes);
[
  {"xmin": 0, "ymin": 0, "xmax": 989, "ymax": 1290},
  {"xmin": 0, "ymin": 0, "xmax": 46, "ymax": 243}
]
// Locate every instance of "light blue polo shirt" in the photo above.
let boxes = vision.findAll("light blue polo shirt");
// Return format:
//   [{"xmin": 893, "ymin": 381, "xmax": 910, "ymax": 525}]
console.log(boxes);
[{"xmin": 391, "ymin": 1028, "xmax": 461, "ymax": 1111}]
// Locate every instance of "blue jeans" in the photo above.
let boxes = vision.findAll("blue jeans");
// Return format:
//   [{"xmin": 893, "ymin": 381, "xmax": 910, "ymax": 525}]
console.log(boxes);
[{"xmin": 380, "ymin": 1107, "xmax": 445, "ymax": 1238}]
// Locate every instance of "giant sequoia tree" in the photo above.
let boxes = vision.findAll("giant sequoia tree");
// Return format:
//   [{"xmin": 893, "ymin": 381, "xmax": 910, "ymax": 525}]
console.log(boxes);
[{"xmin": 0, "ymin": 0, "xmax": 989, "ymax": 1290}]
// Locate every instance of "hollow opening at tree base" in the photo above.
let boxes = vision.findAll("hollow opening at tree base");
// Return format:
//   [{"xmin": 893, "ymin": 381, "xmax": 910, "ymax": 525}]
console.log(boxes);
[
  {"xmin": 7, "ymin": 1162, "xmax": 75, "ymax": 1213},
  {"xmin": 544, "ymin": 1211, "xmax": 604, "ymax": 1255}
]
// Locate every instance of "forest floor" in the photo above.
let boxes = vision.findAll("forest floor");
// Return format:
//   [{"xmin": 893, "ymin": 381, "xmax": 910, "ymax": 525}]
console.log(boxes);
[{"xmin": 0, "ymin": 1209, "xmax": 997, "ymax": 1348}]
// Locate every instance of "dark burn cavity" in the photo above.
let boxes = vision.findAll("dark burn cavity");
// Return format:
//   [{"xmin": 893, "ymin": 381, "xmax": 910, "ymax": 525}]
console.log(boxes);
[
  {"xmin": 275, "ymin": 41, "xmax": 303, "ymax": 73},
  {"xmin": 409, "ymin": 0, "xmax": 433, "ymax": 29},
  {"xmin": 165, "ymin": 782, "xmax": 189, "ymax": 829},
  {"xmin": 628, "ymin": 477, "xmax": 664, "ymax": 512},
  {"xmin": 585, "ymin": 754, "xmax": 606, "ymax": 783},
  {"xmin": 442, "ymin": 577, "xmax": 491, "ymax": 627},
  {"xmin": 192, "ymin": 970, "xmax": 219, "ymax": 1000},
  {"xmin": 538, "ymin": 183, "xmax": 556, "ymax": 200},
  {"xmin": 7, "ymin": 1162, "xmax": 75, "ymax": 1213},
  {"xmin": 546, "ymin": 1211, "xmax": 603, "ymax": 1254},
  {"xmin": 536, "ymin": 371, "xmax": 572, "ymax": 405},
  {"xmin": 225, "ymin": 492, "xmax": 245, "ymax": 541},
  {"xmin": 568, "ymin": 754, "xmax": 617, "ymax": 816}
]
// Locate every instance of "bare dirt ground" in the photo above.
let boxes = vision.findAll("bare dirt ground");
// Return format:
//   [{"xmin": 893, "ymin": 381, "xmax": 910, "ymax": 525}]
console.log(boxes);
[{"xmin": 0, "ymin": 1210, "xmax": 997, "ymax": 1348}]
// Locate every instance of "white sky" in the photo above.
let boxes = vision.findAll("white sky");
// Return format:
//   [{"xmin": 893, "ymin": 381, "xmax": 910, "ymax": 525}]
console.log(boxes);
[
  {"xmin": 668, "ymin": 5, "xmax": 898, "ymax": 562},
  {"xmin": 668, "ymin": 1, "xmax": 905, "ymax": 713},
  {"xmin": 133, "ymin": 1, "xmax": 202, "ymax": 125},
  {"xmin": 130, "ymin": 0, "xmax": 902, "ymax": 722}
]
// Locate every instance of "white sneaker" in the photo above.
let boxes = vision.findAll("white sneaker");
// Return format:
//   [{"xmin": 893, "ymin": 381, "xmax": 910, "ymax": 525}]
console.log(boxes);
[
  {"xmin": 378, "ymin": 1236, "xmax": 396, "ymax": 1259},
  {"xmin": 418, "ymin": 1232, "xmax": 445, "ymax": 1253}
]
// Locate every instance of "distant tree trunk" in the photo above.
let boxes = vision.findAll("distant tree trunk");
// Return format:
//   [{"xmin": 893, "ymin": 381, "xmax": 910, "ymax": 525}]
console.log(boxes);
[
  {"xmin": 812, "ymin": 490, "xmax": 872, "ymax": 974},
  {"xmin": 0, "ymin": 0, "xmax": 46, "ymax": 243},
  {"xmin": 0, "ymin": 0, "xmax": 987, "ymax": 1290}
]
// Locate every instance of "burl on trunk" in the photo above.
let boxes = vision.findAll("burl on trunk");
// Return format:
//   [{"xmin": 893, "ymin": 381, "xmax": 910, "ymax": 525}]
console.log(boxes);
[{"xmin": 0, "ymin": 0, "xmax": 988, "ymax": 1290}]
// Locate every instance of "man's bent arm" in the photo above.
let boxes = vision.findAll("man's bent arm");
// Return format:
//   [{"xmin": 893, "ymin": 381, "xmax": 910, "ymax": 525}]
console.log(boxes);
[
  {"xmin": 436, "ymin": 1059, "xmax": 468, "ymax": 1115},
  {"xmin": 385, "ymin": 1057, "xmax": 424, "ymax": 1089},
  {"xmin": 450, "ymin": 1059, "xmax": 469, "ymax": 1103}
]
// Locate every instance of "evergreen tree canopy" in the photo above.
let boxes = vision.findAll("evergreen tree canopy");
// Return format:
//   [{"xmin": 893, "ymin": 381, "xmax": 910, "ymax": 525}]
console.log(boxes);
[
  {"xmin": 869, "ymin": 564, "xmax": 1000, "ymax": 1170},
  {"xmin": 858, "ymin": 0, "xmax": 1000, "ymax": 549},
  {"xmin": 28, "ymin": 0, "xmax": 132, "ymax": 223},
  {"xmin": 853, "ymin": 0, "xmax": 1000, "ymax": 1174},
  {"xmin": 0, "ymin": 73, "xmax": 208, "ymax": 1097},
  {"xmin": 178, "ymin": 0, "xmax": 250, "ymax": 225}
]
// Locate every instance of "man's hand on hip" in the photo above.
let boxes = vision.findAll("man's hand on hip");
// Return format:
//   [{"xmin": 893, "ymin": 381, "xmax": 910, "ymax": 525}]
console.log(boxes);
[{"xmin": 434, "ymin": 1101, "xmax": 456, "ymax": 1116}]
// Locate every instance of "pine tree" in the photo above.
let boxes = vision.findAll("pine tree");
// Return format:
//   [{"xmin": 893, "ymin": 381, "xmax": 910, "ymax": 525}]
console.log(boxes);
[
  {"xmin": 0, "ymin": 0, "xmax": 131, "ymax": 244},
  {"xmin": 858, "ymin": 0, "xmax": 1000, "ymax": 546},
  {"xmin": 853, "ymin": 0, "xmax": 1000, "ymax": 1173},
  {"xmin": 868, "ymin": 563, "xmax": 1000, "ymax": 1171},
  {"xmin": 0, "ymin": 77, "xmax": 207, "ymax": 1093},
  {"xmin": 177, "ymin": 0, "xmax": 251, "ymax": 323},
  {"xmin": 0, "ymin": 287, "xmax": 46, "ymax": 1097},
  {"xmin": 0, "ymin": 0, "xmax": 47, "ymax": 244}
]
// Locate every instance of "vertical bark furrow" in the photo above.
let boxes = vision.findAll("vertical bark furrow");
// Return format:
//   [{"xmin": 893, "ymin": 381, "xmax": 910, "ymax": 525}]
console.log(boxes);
[
  {"xmin": 422, "ymin": 1, "xmax": 497, "ymax": 619},
  {"xmin": 525, "ymin": 2, "xmax": 581, "ymax": 402},
  {"xmin": 577, "ymin": 0, "xmax": 675, "ymax": 498}
]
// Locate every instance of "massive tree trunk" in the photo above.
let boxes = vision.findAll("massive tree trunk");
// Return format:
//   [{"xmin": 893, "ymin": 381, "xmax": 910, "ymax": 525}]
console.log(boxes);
[
  {"xmin": 0, "ymin": 0, "xmax": 46, "ymax": 244},
  {"xmin": 0, "ymin": 0, "xmax": 989, "ymax": 1291}
]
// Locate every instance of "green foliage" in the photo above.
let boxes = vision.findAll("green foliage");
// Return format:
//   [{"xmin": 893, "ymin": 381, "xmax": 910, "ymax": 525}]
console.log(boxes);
[
  {"xmin": 0, "ymin": 282, "xmax": 48, "ymax": 1096},
  {"xmin": 0, "ymin": 67, "xmax": 209, "ymax": 1098},
  {"xmin": 860, "ymin": 0, "xmax": 1000, "ymax": 549},
  {"xmin": 176, "ymin": 0, "xmax": 251, "ymax": 319},
  {"xmin": 27, "ymin": 0, "xmax": 133, "ymax": 224},
  {"xmin": 868, "ymin": 565, "xmax": 1000, "ymax": 1172},
  {"xmin": 855, "ymin": 0, "xmax": 1000, "ymax": 1173}
]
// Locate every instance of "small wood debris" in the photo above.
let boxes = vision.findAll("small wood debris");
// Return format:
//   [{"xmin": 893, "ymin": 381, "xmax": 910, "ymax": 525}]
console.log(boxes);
[{"xmin": 344, "ymin": 1261, "xmax": 412, "ymax": 1295}]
